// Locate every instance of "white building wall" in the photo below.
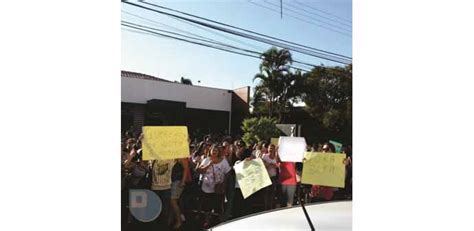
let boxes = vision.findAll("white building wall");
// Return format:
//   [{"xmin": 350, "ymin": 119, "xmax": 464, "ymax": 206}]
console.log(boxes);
[{"xmin": 121, "ymin": 77, "xmax": 232, "ymax": 112}]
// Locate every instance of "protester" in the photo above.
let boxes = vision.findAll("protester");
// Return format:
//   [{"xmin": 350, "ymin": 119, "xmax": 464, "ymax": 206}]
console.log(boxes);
[
  {"xmin": 310, "ymin": 143, "xmax": 337, "ymax": 201},
  {"xmin": 121, "ymin": 139, "xmax": 136, "ymax": 230},
  {"xmin": 221, "ymin": 140, "xmax": 232, "ymax": 162},
  {"xmin": 191, "ymin": 142, "xmax": 207, "ymax": 168},
  {"xmin": 261, "ymin": 142, "xmax": 269, "ymax": 156},
  {"xmin": 262, "ymin": 144, "xmax": 278, "ymax": 210},
  {"xmin": 151, "ymin": 158, "xmax": 176, "ymax": 230},
  {"xmin": 203, "ymin": 135, "xmax": 213, "ymax": 145},
  {"xmin": 342, "ymin": 145, "xmax": 352, "ymax": 199},
  {"xmin": 169, "ymin": 157, "xmax": 190, "ymax": 229},
  {"xmin": 252, "ymin": 142, "xmax": 261, "ymax": 158},
  {"xmin": 232, "ymin": 148, "xmax": 253, "ymax": 218},
  {"xmin": 127, "ymin": 151, "xmax": 150, "ymax": 189},
  {"xmin": 277, "ymin": 150, "xmax": 298, "ymax": 208},
  {"xmin": 221, "ymin": 140, "xmax": 245, "ymax": 221},
  {"xmin": 121, "ymin": 131, "xmax": 352, "ymax": 230},
  {"xmin": 196, "ymin": 144, "xmax": 231, "ymax": 228},
  {"xmin": 122, "ymin": 138, "xmax": 136, "ymax": 165}
]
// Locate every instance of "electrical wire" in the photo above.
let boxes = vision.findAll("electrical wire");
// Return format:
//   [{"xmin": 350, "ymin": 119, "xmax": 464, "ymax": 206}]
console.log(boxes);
[
  {"xmin": 132, "ymin": 0, "xmax": 352, "ymax": 62},
  {"xmin": 122, "ymin": 20, "xmax": 317, "ymax": 69},
  {"xmin": 122, "ymin": 22, "xmax": 312, "ymax": 72},
  {"xmin": 264, "ymin": 0, "xmax": 351, "ymax": 33}
]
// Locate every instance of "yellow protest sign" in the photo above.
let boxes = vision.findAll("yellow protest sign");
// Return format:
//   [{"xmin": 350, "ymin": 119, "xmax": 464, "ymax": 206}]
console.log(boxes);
[
  {"xmin": 302, "ymin": 152, "xmax": 346, "ymax": 188},
  {"xmin": 142, "ymin": 126, "xmax": 190, "ymax": 160},
  {"xmin": 270, "ymin": 138, "xmax": 279, "ymax": 146},
  {"xmin": 234, "ymin": 158, "xmax": 272, "ymax": 199}
]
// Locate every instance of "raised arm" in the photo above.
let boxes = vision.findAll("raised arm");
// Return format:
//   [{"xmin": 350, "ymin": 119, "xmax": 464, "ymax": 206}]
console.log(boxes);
[
  {"xmin": 180, "ymin": 158, "xmax": 190, "ymax": 186},
  {"xmin": 196, "ymin": 158, "xmax": 212, "ymax": 174}
]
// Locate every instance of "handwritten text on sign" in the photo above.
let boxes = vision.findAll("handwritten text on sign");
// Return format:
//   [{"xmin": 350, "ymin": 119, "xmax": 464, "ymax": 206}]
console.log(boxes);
[
  {"xmin": 142, "ymin": 126, "xmax": 190, "ymax": 160},
  {"xmin": 234, "ymin": 158, "xmax": 272, "ymax": 199},
  {"xmin": 301, "ymin": 152, "xmax": 346, "ymax": 188}
]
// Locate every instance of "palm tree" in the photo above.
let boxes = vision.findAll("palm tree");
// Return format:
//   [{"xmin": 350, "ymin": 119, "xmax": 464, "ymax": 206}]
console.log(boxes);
[{"xmin": 253, "ymin": 47, "xmax": 298, "ymax": 122}]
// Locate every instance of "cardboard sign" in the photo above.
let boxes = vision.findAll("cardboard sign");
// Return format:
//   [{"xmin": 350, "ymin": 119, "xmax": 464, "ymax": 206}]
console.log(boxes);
[
  {"xmin": 142, "ymin": 126, "xmax": 190, "ymax": 160},
  {"xmin": 278, "ymin": 136, "xmax": 307, "ymax": 162},
  {"xmin": 302, "ymin": 152, "xmax": 346, "ymax": 188},
  {"xmin": 234, "ymin": 158, "xmax": 272, "ymax": 199}
]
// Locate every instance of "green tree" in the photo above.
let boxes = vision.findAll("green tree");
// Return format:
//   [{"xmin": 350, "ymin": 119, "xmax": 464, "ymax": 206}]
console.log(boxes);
[
  {"xmin": 252, "ymin": 47, "xmax": 303, "ymax": 122},
  {"xmin": 250, "ymin": 85, "xmax": 270, "ymax": 115},
  {"xmin": 241, "ymin": 117, "xmax": 280, "ymax": 145},
  {"xmin": 302, "ymin": 64, "xmax": 352, "ymax": 143}
]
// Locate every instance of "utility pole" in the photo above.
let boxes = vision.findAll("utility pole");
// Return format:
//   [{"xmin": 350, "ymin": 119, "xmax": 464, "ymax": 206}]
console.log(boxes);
[{"xmin": 280, "ymin": 0, "xmax": 283, "ymax": 19}]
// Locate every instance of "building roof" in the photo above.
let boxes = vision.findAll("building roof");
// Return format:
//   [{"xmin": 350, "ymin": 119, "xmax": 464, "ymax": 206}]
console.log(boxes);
[
  {"xmin": 121, "ymin": 70, "xmax": 250, "ymax": 92},
  {"xmin": 121, "ymin": 70, "xmax": 172, "ymax": 82}
]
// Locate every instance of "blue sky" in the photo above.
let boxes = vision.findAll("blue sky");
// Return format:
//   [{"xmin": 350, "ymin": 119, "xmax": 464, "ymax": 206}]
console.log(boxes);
[{"xmin": 121, "ymin": 0, "xmax": 352, "ymax": 91}]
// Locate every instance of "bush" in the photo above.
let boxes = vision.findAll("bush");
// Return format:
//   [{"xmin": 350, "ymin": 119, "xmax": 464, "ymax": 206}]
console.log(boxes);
[{"xmin": 241, "ymin": 117, "xmax": 280, "ymax": 146}]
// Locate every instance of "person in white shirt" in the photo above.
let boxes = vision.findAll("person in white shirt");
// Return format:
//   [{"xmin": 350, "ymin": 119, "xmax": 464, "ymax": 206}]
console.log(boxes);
[
  {"xmin": 259, "ymin": 142, "xmax": 269, "ymax": 158},
  {"xmin": 262, "ymin": 144, "xmax": 278, "ymax": 210},
  {"xmin": 251, "ymin": 141, "xmax": 269, "ymax": 159},
  {"xmin": 196, "ymin": 144, "xmax": 231, "ymax": 228}
]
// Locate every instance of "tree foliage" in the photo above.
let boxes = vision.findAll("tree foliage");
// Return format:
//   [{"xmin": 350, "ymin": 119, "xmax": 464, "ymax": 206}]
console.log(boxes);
[
  {"xmin": 302, "ymin": 64, "xmax": 352, "ymax": 143},
  {"xmin": 252, "ymin": 47, "xmax": 304, "ymax": 122},
  {"xmin": 241, "ymin": 117, "xmax": 280, "ymax": 146},
  {"xmin": 249, "ymin": 47, "xmax": 352, "ymax": 144}
]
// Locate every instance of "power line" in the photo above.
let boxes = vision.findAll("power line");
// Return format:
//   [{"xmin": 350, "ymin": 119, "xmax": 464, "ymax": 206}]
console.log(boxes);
[
  {"xmin": 122, "ymin": 20, "xmax": 316, "ymax": 69},
  {"xmin": 141, "ymin": 0, "xmax": 351, "ymax": 60},
  {"xmin": 122, "ymin": 0, "xmax": 351, "ymax": 64},
  {"xmin": 123, "ymin": 10, "xmax": 264, "ymax": 51},
  {"xmin": 135, "ymin": 0, "xmax": 352, "ymax": 61},
  {"xmin": 122, "ymin": 21, "xmax": 261, "ymax": 55},
  {"xmin": 122, "ymin": 22, "xmax": 261, "ymax": 59},
  {"xmin": 285, "ymin": 0, "xmax": 351, "ymax": 27},
  {"xmin": 121, "ymin": 27, "xmax": 311, "ymax": 73},
  {"xmin": 122, "ymin": 27, "xmax": 157, "ymax": 37},
  {"xmin": 294, "ymin": 0, "xmax": 352, "ymax": 23},
  {"xmin": 122, "ymin": 11, "xmax": 219, "ymax": 42},
  {"xmin": 121, "ymin": 22, "xmax": 312, "ymax": 72},
  {"xmin": 172, "ymin": 17, "xmax": 265, "ymax": 51},
  {"xmin": 264, "ymin": 0, "xmax": 351, "ymax": 33},
  {"xmin": 249, "ymin": 0, "xmax": 351, "ymax": 36}
]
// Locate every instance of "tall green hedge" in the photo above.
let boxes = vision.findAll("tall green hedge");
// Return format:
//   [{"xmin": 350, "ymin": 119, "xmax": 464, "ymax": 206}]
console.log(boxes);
[{"xmin": 241, "ymin": 117, "xmax": 280, "ymax": 146}]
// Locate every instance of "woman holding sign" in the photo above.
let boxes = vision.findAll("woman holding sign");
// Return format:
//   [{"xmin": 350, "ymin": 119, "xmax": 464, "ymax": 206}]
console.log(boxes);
[
  {"xmin": 221, "ymin": 140, "xmax": 246, "ymax": 222},
  {"xmin": 232, "ymin": 148, "xmax": 253, "ymax": 218},
  {"xmin": 310, "ymin": 143, "xmax": 337, "ymax": 201},
  {"xmin": 196, "ymin": 144, "xmax": 231, "ymax": 228}
]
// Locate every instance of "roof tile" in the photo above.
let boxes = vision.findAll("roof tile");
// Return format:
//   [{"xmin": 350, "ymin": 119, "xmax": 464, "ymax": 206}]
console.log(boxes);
[{"xmin": 121, "ymin": 70, "xmax": 171, "ymax": 82}]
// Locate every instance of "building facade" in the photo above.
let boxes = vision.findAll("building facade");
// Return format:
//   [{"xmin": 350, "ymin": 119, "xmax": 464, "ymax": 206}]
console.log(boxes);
[{"xmin": 121, "ymin": 71, "xmax": 250, "ymax": 139}]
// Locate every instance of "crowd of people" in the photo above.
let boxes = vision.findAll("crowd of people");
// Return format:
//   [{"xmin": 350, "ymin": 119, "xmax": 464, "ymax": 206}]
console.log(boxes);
[{"xmin": 121, "ymin": 131, "xmax": 352, "ymax": 231}]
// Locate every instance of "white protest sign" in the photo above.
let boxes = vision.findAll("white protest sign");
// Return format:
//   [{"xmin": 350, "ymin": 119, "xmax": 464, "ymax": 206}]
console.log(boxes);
[
  {"xmin": 278, "ymin": 136, "xmax": 307, "ymax": 162},
  {"xmin": 234, "ymin": 158, "xmax": 272, "ymax": 199}
]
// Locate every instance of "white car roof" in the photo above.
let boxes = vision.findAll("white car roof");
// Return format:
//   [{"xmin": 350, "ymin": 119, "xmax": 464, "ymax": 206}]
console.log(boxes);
[{"xmin": 209, "ymin": 201, "xmax": 352, "ymax": 231}]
